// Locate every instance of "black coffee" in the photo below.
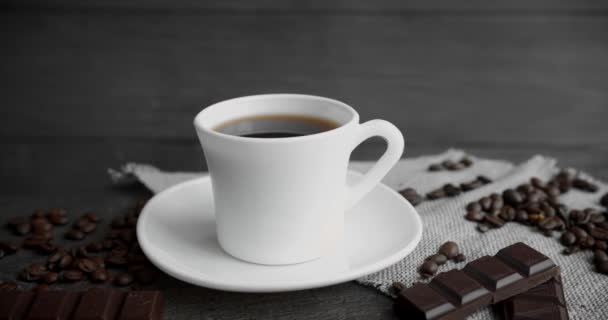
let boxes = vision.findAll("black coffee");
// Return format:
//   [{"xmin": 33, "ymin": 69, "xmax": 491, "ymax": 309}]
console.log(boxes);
[{"xmin": 214, "ymin": 114, "xmax": 339, "ymax": 138}]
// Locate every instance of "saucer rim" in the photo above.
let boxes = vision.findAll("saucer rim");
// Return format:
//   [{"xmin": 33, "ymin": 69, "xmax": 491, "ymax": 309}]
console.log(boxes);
[{"xmin": 137, "ymin": 170, "xmax": 423, "ymax": 292}]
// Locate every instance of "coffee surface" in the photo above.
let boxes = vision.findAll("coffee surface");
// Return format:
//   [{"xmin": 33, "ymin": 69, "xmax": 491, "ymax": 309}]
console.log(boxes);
[{"xmin": 214, "ymin": 114, "xmax": 339, "ymax": 138}]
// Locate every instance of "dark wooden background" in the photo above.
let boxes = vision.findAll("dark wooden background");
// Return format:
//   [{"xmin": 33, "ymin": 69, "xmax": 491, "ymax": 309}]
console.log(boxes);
[{"xmin": 1, "ymin": 1, "xmax": 607, "ymax": 319}]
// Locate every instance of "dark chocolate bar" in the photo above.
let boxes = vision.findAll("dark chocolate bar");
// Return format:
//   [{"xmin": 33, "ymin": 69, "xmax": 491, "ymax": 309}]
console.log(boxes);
[
  {"xmin": 494, "ymin": 275, "xmax": 569, "ymax": 320},
  {"xmin": 394, "ymin": 242, "xmax": 560, "ymax": 320},
  {"xmin": 0, "ymin": 288, "xmax": 163, "ymax": 320}
]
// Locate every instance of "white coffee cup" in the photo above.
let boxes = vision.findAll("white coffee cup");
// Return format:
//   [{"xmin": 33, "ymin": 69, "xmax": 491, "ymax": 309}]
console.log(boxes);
[{"xmin": 194, "ymin": 94, "xmax": 404, "ymax": 265}]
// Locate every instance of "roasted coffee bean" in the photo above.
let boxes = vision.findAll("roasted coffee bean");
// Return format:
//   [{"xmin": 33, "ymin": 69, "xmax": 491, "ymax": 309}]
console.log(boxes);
[
  {"xmin": 62, "ymin": 270, "xmax": 84, "ymax": 282},
  {"xmin": 419, "ymin": 260, "xmax": 438, "ymax": 277},
  {"xmin": 32, "ymin": 284, "xmax": 49, "ymax": 293},
  {"xmin": 91, "ymin": 256, "xmax": 105, "ymax": 269},
  {"xmin": 48, "ymin": 250, "xmax": 64, "ymax": 263},
  {"xmin": 530, "ymin": 177, "xmax": 545, "ymax": 189},
  {"xmin": 65, "ymin": 229, "xmax": 85, "ymax": 240},
  {"xmin": 570, "ymin": 226, "xmax": 589, "ymax": 241},
  {"xmin": 426, "ymin": 253, "xmax": 448, "ymax": 265},
  {"xmin": 475, "ymin": 175, "xmax": 491, "ymax": 185},
  {"xmin": 0, "ymin": 241, "xmax": 19, "ymax": 254},
  {"xmin": 438, "ymin": 241, "xmax": 459, "ymax": 259},
  {"xmin": 590, "ymin": 228, "xmax": 608, "ymax": 241},
  {"xmin": 453, "ymin": 253, "xmax": 466, "ymax": 263},
  {"xmin": 19, "ymin": 270, "xmax": 39, "ymax": 282},
  {"xmin": 499, "ymin": 206, "xmax": 516, "ymax": 222},
  {"xmin": 583, "ymin": 222, "xmax": 596, "ymax": 233},
  {"xmin": 42, "ymin": 271, "xmax": 59, "ymax": 284},
  {"xmin": 428, "ymin": 164, "xmax": 442, "ymax": 172},
  {"xmin": 528, "ymin": 213, "xmax": 545, "ymax": 225},
  {"xmin": 563, "ymin": 246, "xmax": 579, "ymax": 255},
  {"xmin": 106, "ymin": 255, "xmax": 128, "ymax": 266},
  {"xmin": 580, "ymin": 236, "xmax": 596, "ymax": 249},
  {"xmin": 111, "ymin": 217, "xmax": 127, "ymax": 229},
  {"xmin": 560, "ymin": 232, "xmax": 577, "ymax": 246},
  {"xmin": 597, "ymin": 221, "xmax": 608, "ymax": 230},
  {"xmin": 490, "ymin": 197, "xmax": 504, "ymax": 212},
  {"xmin": 502, "ymin": 189, "xmax": 523, "ymax": 206},
  {"xmin": 86, "ymin": 242, "xmax": 104, "ymax": 253},
  {"xmin": 47, "ymin": 210, "xmax": 68, "ymax": 225},
  {"xmin": 398, "ymin": 188, "xmax": 424, "ymax": 206},
  {"xmin": 73, "ymin": 218, "xmax": 90, "ymax": 230},
  {"xmin": 31, "ymin": 218, "xmax": 52, "ymax": 233},
  {"xmin": 460, "ymin": 157, "xmax": 473, "ymax": 167},
  {"xmin": 601, "ymin": 193, "xmax": 608, "ymax": 208},
  {"xmin": 476, "ymin": 224, "xmax": 490, "ymax": 233},
  {"xmin": 13, "ymin": 222, "xmax": 31, "ymax": 236},
  {"xmin": 83, "ymin": 212, "xmax": 100, "ymax": 222},
  {"xmin": 79, "ymin": 222, "xmax": 96, "ymax": 234},
  {"xmin": 390, "ymin": 281, "xmax": 406, "ymax": 294},
  {"xmin": 466, "ymin": 202, "xmax": 482, "ymax": 212},
  {"xmin": 30, "ymin": 230, "xmax": 52, "ymax": 240},
  {"xmin": 443, "ymin": 184, "xmax": 461, "ymax": 197},
  {"xmin": 426, "ymin": 189, "xmax": 446, "ymax": 200},
  {"xmin": 0, "ymin": 281, "xmax": 18, "ymax": 290},
  {"xmin": 572, "ymin": 178, "xmax": 598, "ymax": 192},
  {"xmin": 594, "ymin": 250, "xmax": 608, "ymax": 264},
  {"xmin": 540, "ymin": 203, "xmax": 556, "ymax": 218},
  {"xmin": 479, "ymin": 197, "xmax": 492, "ymax": 211},
  {"xmin": 462, "ymin": 180, "xmax": 484, "ymax": 191},
  {"xmin": 569, "ymin": 210, "xmax": 589, "ymax": 225},
  {"xmin": 25, "ymin": 263, "xmax": 48, "ymax": 277},
  {"xmin": 111, "ymin": 245, "xmax": 128, "ymax": 256},
  {"xmin": 545, "ymin": 186, "xmax": 561, "ymax": 198},
  {"xmin": 77, "ymin": 258, "xmax": 98, "ymax": 273},
  {"xmin": 516, "ymin": 184, "xmax": 534, "ymax": 194},
  {"xmin": 90, "ymin": 269, "xmax": 109, "ymax": 283},
  {"xmin": 597, "ymin": 261, "xmax": 608, "ymax": 274},
  {"xmin": 596, "ymin": 240, "xmax": 608, "ymax": 251},
  {"xmin": 114, "ymin": 272, "xmax": 134, "ymax": 286},
  {"xmin": 58, "ymin": 254, "xmax": 74, "ymax": 269},
  {"xmin": 37, "ymin": 242, "xmax": 58, "ymax": 254},
  {"xmin": 484, "ymin": 215, "xmax": 505, "ymax": 228},
  {"xmin": 465, "ymin": 210, "xmax": 484, "ymax": 222},
  {"xmin": 442, "ymin": 160, "xmax": 461, "ymax": 171},
  {"xmin": 538, "ymin": 217, "xmax": 559, "ymax": 231},
  {"xmin": 48, "ymin": 208, "xmax": 67, "ymax": 217},
  {"xmin": 515, "ymin": 209, "xmax": 529, "ymax": 223}
]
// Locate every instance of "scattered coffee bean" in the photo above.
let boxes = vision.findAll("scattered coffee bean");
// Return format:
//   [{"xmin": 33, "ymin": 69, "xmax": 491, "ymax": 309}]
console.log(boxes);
[
  {"xmin": 597, "ymin": 261, "xmax": 608, "ymax": 274},
  {"xmin": 399, "ymin": 188, "xmax": 423, "ymax": 206},
  {"xmin": 426, "ymin": 189, "xmax": 446, "ymax": 200},
  {"xmin": 114, "ymin": 272, "xmax": 134, "ymax": 286},
  {"xmin": 65, "ymin": 229, "xmax": 85, "ymax": 240},
  {"xmin": 499, "ymin": 206, "xmax": 516, "ymax": 222},
  {"xmin": 502, "ymin": 189, "xmax": 523, "ymax": 206},
  {"xmin": 483, "ymin": 215, "xmax": 505, "ymax": 228},
  {"xmin": 600, "ymin": 192, "xmax": 608, "ymax": 208},
  {"xmin": 594, "ymin": 250, "xmax": 608, "ymax": 264},
  {"xmin": 596, "ymin": 241, "xmax": 608, "ymax": 251},
  {"xmin": 443, "ymin": 184, "xmax": 461, "ymax": 197},
  {"xmin": 453, "ymin": 253, "xmax": 466, "ymax": 263},
  {"xmin": 77, "ymin": 258, "xmax": 98, "ymax": 273},
  {"xmin": 438, "ymin": 241, "xmax": 459, "ymax": 259},
  {"xmin": 560, "ymin": 232, "xmax": 577, "ymax": 246},
  {"xmin": 572, "ymin": 178, "xmax": 598, "ymax": 193},
  {"xmin": 0, "ymin": 281, "xmax": 18, "ymax": 290},
  {"xmin": 58, "ymin": 254, "xmax": 74, "ymax": 269},
  {"xmin": 428, "ymin": 164, "xmax": 442, "ymax": 172},
  {"xmin": 580, "ymin": 236, "xmax": 596, "ymax": 249},
  {"xmin": 106, "ymin": 255, "xmax": 128, "ymax": 267},
  {"xmin": 419, "ymin": 260, "xmax": 438, "ymax": 278},
  {"xmin": 479, "ymin": 197, "xmax": 492, "ymax": 211},
  {"xmin": 47, "ymin": 211, "xmax": 68, "ymax": 225},
  {"xmin": 465, "ymin": 210, "xmax": 483, "ymax": 222},
  {"xmin": 83, "ymin": 212, "xmax": 100, "ymax": 222},
  {"xmin": 90, "ymin": 269, "xmax": 109, "ymax": 283},
  {"xmin": 62, "ymin": 270, "xmax": 84, "ymax": 282},
  {"xmin": 477, "ymin": 175, "xmax": 492, "ymax": 184},
  {"xmin": 0, "ymin": 241, "xmax": 19, "ymax": 255},
  {"xmin": 426, "ymin": 253, "xmax": 448, "ymax": 266},
  {"xmin": 42, "ymin": 272, "xmax": 59, "ymax": 284},
  {"xmin": 37, "ymin": 242, "xmax": 58, "ymax": 254},
  {"xmin": 589, "ymin": 228, "xmax": 608, "ymax": 241}
]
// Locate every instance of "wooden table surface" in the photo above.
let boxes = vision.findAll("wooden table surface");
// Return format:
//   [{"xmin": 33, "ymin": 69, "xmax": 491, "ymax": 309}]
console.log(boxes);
[{"xmin": 1, "ymin": 1, "xmax": 607, "ymax": 319}]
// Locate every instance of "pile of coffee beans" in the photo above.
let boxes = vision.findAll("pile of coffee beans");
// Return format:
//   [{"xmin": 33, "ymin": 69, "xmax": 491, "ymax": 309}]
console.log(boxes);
[
  {"xmin": 426, "ymin": 176, "xmax": 492, "ymax": 200},
  {"xmin": 3, "ymin": 200, "xmax": 160, "ymax": 288},
  {"xmin": 464, "ymin": 169, "xmax": 608, "ymax": 275},
  {"xmin": 428, "ymin": 157, "xmax": 473, "ymax": 172},
  {"xmin": 398, "ymin": 188, "xmax": 423, "ymax": 206},
  {"xmin": 418, "ymin": 241, "xmax": 465, "ymax": 278}
]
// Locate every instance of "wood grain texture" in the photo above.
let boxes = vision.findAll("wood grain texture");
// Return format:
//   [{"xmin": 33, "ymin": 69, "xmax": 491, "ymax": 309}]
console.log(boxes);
[{"xmin": 1, "ymin": 2, "xmax": 607, "ymax": 319}]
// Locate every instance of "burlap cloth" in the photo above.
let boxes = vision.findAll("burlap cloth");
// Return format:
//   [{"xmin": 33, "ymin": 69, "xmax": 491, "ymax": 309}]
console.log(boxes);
[{"xmin": 110, "ymin": 149, "xmax": 608, "ymax": 319}]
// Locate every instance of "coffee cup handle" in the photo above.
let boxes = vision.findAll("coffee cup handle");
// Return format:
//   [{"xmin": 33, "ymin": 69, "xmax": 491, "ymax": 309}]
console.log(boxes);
[{"xmin": 346, "ymin": 119, "xmax": 404, "ymax": 210}]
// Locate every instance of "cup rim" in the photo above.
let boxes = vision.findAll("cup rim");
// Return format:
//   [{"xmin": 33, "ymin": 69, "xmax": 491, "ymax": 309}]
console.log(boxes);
[{"xmin": 193, "ymin": 94, "xmax": 359, "ymax": 143}]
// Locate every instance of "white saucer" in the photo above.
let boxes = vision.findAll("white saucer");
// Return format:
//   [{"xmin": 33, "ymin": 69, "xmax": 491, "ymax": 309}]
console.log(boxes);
[{"xmin": 137, "ymin": 170, "xmax": 422, "ymax": 292}]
